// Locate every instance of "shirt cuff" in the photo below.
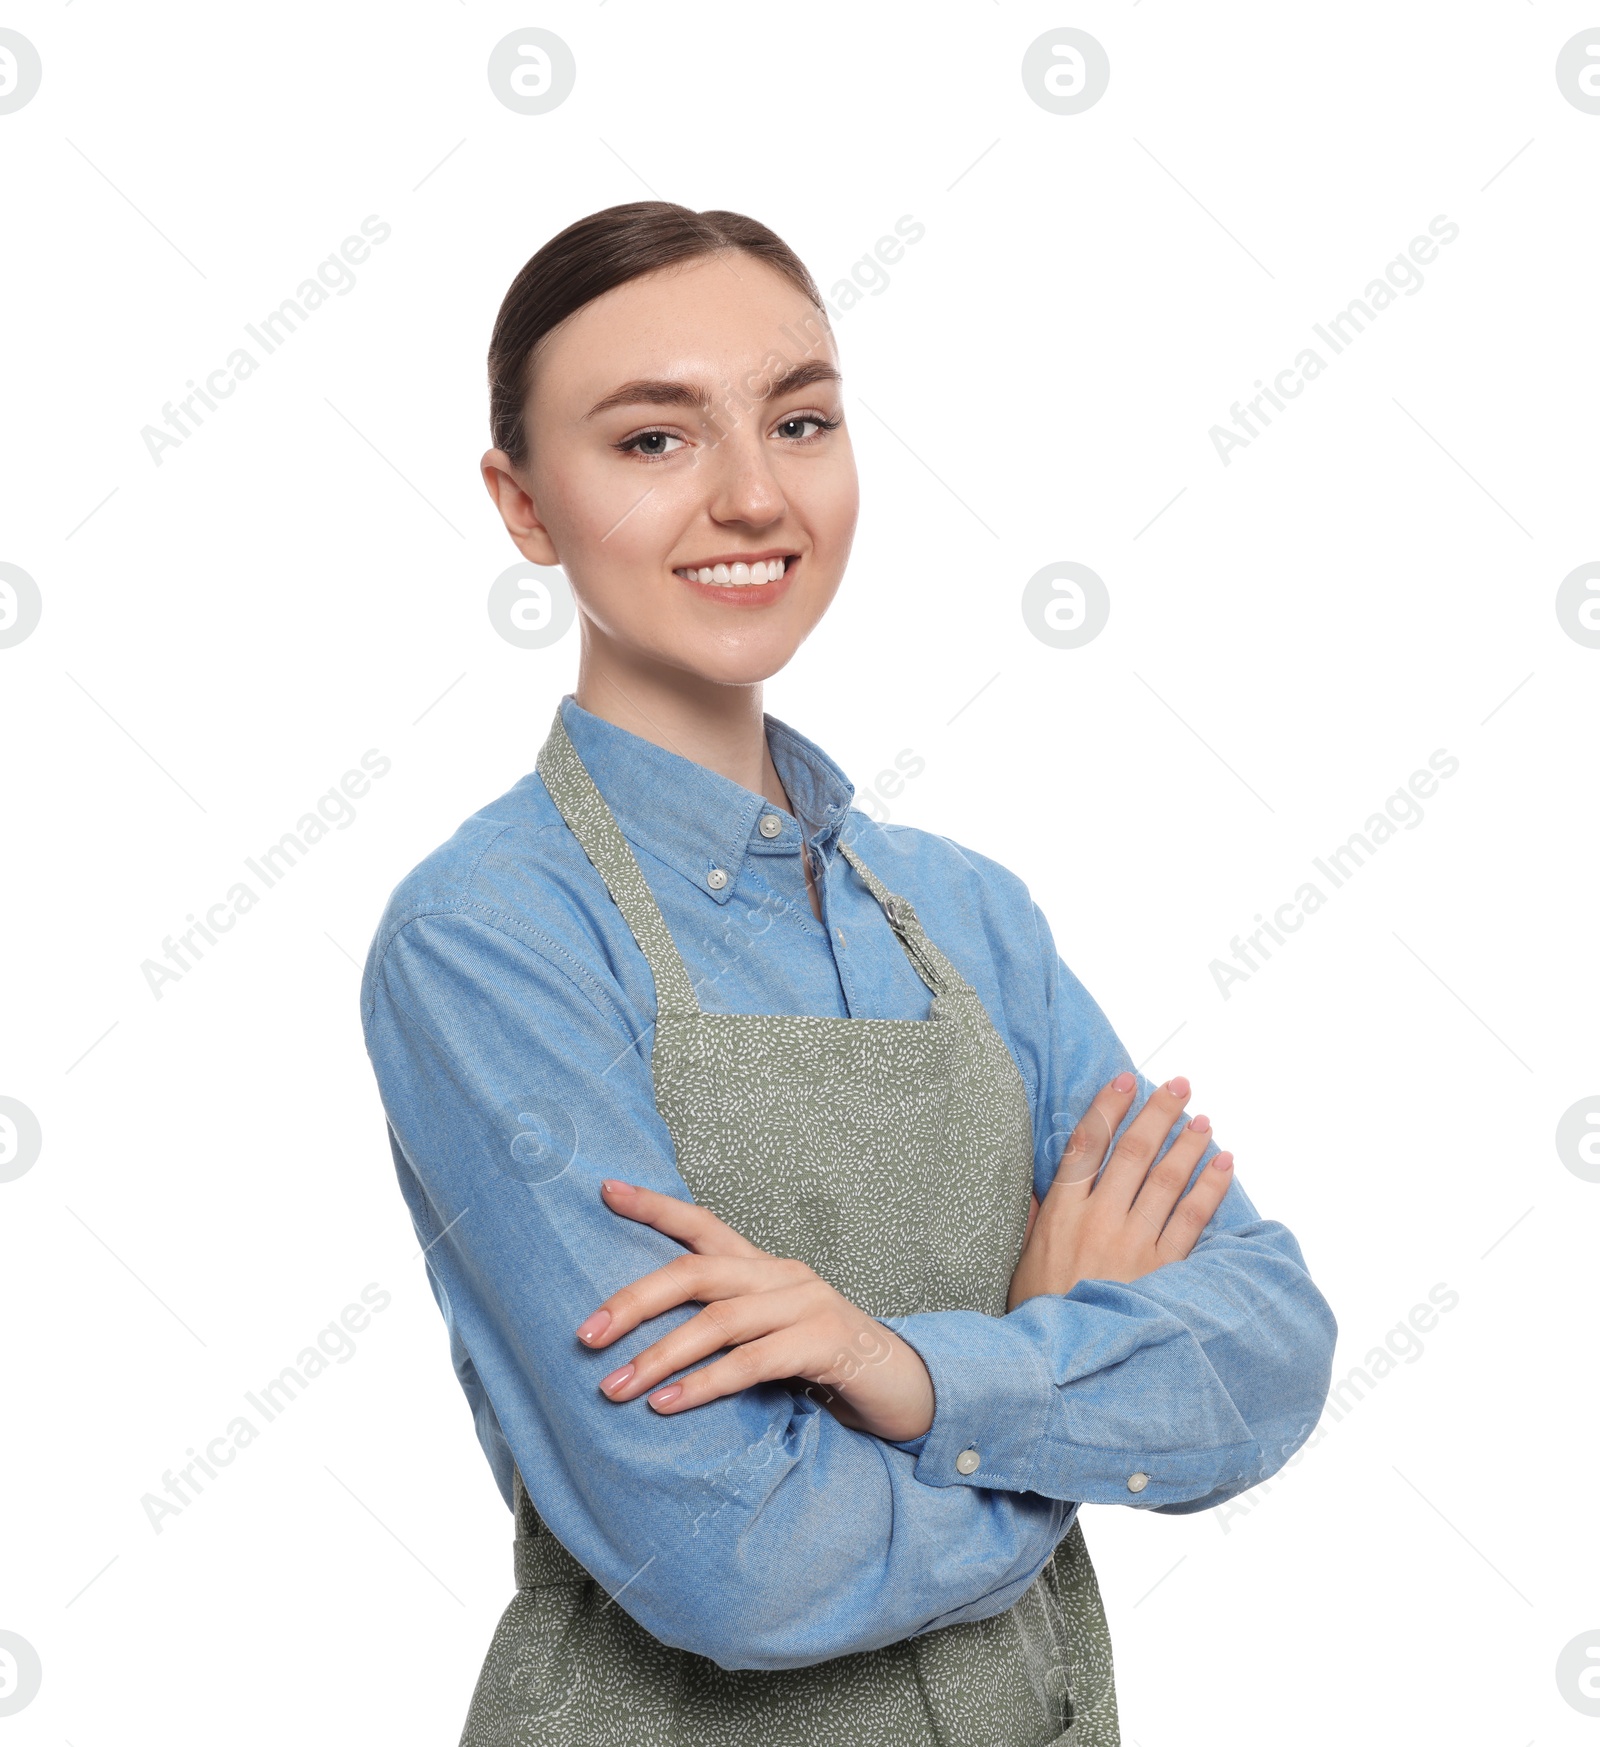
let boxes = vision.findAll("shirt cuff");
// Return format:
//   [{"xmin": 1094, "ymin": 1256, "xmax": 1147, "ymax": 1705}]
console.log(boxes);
[
  {"xmin": 885, "ymin": 1308, "xmax": 1055, "ymax": 1492},
  {"xmin": 886, "ymin": 1303, "xmax": 1264, "ymax": 1508}
]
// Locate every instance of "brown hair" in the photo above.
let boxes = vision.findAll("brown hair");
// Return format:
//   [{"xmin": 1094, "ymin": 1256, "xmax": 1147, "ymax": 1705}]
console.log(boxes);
[{"xmin": 487, "ymin": 201, "xmax": 829, "ymax": 468}]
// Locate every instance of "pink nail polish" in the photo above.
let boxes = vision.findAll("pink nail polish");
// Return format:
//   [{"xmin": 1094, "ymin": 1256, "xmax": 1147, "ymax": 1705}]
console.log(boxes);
[
  {"xmin": 1212, "ymin": 1152, "xmax": 1234, "ymax": 1172},
  {"xmin": 1165, "ymin": 1076, "xmax": 1190, "ymax": 1100},
  {"xmin": 576, "ymin": 1310, "xmax": 611, "ymax": 1344},
  {"xmin": 1187, "ymin": 1114, "xmax": 1210, "ymax": 1134},
  {"xmin": 600, "ymin": 1363, "xmax": 633, "ymax": 1393},
  {"xmin": 601, "ymin": 1180, "xmax": 631, "ymax": 1196},
  {"xmin": 1112, "ymin": 1071, "xmax": 1135, "ymax": 1093},
  {"xmin": 649, "ymin": 1384, "xmax": 682, "ymax": 1408}
]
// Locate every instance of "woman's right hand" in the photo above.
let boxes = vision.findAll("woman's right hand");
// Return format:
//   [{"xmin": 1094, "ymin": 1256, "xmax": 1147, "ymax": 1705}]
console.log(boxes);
[{"xmin": 1008, "ymin": 1072, "xmax": 1235, "ymax": 1312}]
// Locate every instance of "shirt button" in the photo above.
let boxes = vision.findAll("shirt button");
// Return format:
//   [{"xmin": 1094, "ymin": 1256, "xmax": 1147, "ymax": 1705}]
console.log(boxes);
[
  {"xmin": 758, "ymin": 814, "xmax": 783, "ymax": 838},
  {"xmin": 955, "ymin": 1449, "xmax": 981, "ymax": 1475},
  {"xmin": 1126, "ymin": 1471, "xmax": 1150, "ymax": 1493},
  {"xmin": 707, "ymin": 868, "xmax": 728, "ymax": 890}
]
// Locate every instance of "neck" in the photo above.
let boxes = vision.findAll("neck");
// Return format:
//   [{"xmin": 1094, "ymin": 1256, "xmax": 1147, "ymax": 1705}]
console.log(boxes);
[{"xmin": 571, "ymin": 636, "xmax": 791, "ymax": 812}]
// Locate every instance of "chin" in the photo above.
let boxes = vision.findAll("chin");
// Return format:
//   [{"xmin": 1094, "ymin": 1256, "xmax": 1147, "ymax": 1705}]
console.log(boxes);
[
  {"xmin": 632, "ymin": 611, "xmax": 817, "ymax": 684},
  {"xmin": 665, "ymin": 638, "xmax": 803, "ymax": 688}
]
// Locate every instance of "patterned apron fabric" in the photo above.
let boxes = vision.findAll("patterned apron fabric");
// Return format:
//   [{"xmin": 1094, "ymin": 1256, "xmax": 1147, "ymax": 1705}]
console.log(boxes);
[{"xmin": 458, "ymin": 708, "xmax": 1120, "ymax": 1746}]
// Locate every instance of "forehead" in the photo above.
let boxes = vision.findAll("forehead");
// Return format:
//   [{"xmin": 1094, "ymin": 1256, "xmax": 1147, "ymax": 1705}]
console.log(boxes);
[{"xmin": 530, "ymin": 253, "xmax": 835, "ymax": 412}]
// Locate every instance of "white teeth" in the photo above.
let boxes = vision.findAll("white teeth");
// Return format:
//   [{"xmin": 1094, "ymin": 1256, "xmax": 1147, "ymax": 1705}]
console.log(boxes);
[{"xmin": 677, "ymin": 558, "xmax": 788, "ymax": 585}]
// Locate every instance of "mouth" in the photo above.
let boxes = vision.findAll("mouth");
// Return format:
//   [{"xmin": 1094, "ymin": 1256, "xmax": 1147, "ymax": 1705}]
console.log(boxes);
[{"xmin": 672, "ymin": 551, "xmax": 798, "ymax": 602}]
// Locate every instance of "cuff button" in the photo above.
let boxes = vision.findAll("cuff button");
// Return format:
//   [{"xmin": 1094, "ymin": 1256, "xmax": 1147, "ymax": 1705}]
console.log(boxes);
[
  {"xmin": 1126, "ymin": 1471, "xmax": 1150, "ymax": 1493},
  {"xmin": 955, "ymin": 1449, "xmax": 982, "ymax": 1475}
]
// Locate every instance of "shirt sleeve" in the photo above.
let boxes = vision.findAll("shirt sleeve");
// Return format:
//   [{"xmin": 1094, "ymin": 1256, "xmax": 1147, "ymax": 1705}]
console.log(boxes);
[
  {"xmin": 885, "ymin": 897, "xmax": 1338, "ymax": 1513},
  {"xmin": 362, "ymin": 904, "xmax": 1077, "ymax": 1672}
]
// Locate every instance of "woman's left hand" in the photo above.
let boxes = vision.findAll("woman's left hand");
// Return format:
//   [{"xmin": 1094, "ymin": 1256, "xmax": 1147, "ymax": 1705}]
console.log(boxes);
[{"xmin": 574, "ymin": 1179, "xmax": 936, "ymax": 1444}]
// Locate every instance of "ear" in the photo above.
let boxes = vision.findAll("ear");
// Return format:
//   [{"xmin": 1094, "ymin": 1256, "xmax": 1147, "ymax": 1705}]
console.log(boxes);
[{"xmin": 481, "ymin": 449, "xmax": 559, "ymax": 566}]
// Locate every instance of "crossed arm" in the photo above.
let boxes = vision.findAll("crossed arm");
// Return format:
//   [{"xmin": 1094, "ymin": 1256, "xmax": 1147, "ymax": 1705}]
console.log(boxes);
[
  {"xmin": 364, "ymin": 903, "xmax": 1336, "ymax": 1670},
  {"xmin": 571, "ymin": 1067, "xmax": 1237, "ymax": 1443}
]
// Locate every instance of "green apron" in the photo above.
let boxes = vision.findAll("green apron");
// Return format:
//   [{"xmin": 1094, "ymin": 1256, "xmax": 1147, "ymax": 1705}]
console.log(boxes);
[{"xmin": 460, "ymin": 708, "xmax": 1120, "ymax": 1746}]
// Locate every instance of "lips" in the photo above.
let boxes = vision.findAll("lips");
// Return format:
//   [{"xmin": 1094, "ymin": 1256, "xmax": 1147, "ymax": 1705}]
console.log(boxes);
[{"xmin": 672, "ymin": 554, "xmax": 798, "ymax": 608}]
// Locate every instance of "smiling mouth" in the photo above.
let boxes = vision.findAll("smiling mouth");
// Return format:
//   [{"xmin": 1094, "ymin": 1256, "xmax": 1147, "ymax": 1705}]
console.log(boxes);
[{"xmin": 673, "ymin": 556, "xmax": 794, "ymax": 587}]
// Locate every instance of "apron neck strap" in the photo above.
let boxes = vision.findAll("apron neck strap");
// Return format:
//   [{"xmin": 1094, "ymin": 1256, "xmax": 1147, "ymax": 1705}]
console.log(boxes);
[
  {"xmin": 535, "ymin": 707, "xmax": 703, "ymax": 1020},
  {"xmin": 834, "ymin": 837, "xmax": 952, "ymax": 1000},
  {"xmin": 536, "ymin": 704, "xmax": 957, "ymax": 1014}
]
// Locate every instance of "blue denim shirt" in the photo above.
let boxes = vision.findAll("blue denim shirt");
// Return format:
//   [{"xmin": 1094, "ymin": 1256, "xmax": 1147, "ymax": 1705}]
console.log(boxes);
[{"xmin": 360, "ymin": 692, "xmax": 1335, "ymax": 1671}]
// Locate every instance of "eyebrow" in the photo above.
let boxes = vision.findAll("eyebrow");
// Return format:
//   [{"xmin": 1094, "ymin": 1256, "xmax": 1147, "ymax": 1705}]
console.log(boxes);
[{"xmin": 583, "ymin": 359, "xmax": 842, "ymax": 420}]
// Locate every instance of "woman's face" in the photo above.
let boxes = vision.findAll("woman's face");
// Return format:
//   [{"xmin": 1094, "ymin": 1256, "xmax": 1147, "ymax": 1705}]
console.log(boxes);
[{"xmin": 482, "ymin": 253, "xmax": 858, "ymax": 687}]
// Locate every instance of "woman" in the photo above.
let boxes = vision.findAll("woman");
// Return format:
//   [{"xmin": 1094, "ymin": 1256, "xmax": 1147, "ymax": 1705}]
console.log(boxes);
[{"xmin": 360, "ymin": 201, "xmax": 1336, "ymax": 1746}]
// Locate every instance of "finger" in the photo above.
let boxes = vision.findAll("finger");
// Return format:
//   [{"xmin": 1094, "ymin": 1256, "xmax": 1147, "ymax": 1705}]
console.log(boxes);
[
  {"xmin": 579, "ymin": 1252, "xmax": 811, "ymax": 1349},
  {"xmin": 600, "ymin": 1283, "xmax": 823, "ymax": 1402},
  {"xmin": 644, "ymin": 1328, "xmax": 822, "ymax": 1415},
  {"xmin": 1151, "ymin": 1149, "xmax": 1234, "ymax": 1262},
  {"xmin": 599, "ymin": 1180, "xmax": 765, "ymax": 1258},
  {"xmin": 1043, "ymin": 1073, "xmax": 1139, "ymax": 1204},
  {"xmin": 1128, "ymin": 1114, "xmax": 1216, "ymax": 1237},
  {"xmin": 1095, "ymin": 1075, "xmax": 1195, "ymax": 1210}
]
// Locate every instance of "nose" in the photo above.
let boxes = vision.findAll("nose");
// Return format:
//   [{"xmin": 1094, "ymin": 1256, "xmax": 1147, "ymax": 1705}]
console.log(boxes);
[{"xmin": 699, "ymin": 416, "xmax": 788, "ymax": 529}]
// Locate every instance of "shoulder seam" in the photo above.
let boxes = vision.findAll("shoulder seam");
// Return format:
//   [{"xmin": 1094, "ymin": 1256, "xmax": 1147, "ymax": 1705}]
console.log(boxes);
[{"xmin": 364, "ymin": 897, "xmax": 645, "ymax": 1050}]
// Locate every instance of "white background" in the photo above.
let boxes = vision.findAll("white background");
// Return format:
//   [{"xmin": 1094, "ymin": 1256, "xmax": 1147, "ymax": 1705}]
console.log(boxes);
[{"xmin": 2, "ymin": 3, "xmax": 1595, "ymax": 1742}]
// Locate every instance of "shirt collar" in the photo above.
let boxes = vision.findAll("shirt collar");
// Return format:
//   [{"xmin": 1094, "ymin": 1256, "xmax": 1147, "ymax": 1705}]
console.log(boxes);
[{"xmin": 554, "ymin": 692, "xmax": 857, "ymax": 905}]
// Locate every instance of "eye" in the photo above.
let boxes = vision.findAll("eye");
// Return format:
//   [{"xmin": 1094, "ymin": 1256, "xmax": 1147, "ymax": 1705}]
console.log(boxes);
[
  {"xmin": 772, "ymin": 412, "xmax": 841, "ymax": 443},
  {"xmin": 616, "ymin": 428, "xmax": 688, "ymax": 460}
]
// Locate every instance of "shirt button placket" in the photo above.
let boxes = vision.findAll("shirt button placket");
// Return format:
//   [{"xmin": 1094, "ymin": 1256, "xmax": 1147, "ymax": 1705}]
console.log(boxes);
[
  {"xmin": 707, "ymin": 868, "xmax": 728, "ymax": 890},
  {"xmin": 758, "ymin": 814, "xmax": 783, "ymax": 838}
]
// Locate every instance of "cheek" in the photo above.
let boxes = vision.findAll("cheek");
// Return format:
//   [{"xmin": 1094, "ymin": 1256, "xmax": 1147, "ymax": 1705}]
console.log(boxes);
[
  {"xmin": 542, "ymin": 462, "xmax": 693, "ymax": 602},
  {"xmin": 808, "ymin": 454, "xmax": 860, "ymax": 548},
  {"xmin": 539, "ymin": 459, "xmax": 662, "ymax": 567},
  {"xmin": 770, "ymin": 431, "xmax": 857, "ymax": 532},
  {"xmin": 539, "ymin": 456, "xmax": 628, "ymax": 546}
]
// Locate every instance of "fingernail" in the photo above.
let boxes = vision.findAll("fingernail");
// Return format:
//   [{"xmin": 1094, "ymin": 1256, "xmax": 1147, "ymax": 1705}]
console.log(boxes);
[
  {"xmin": 601, "ymin": 1179, "xmax": 632, "ymax": 1196},
  {"xmin": 600, "ymin": 1363, "xmax": 634, "ymax": 1393},
  {"xmin": 1187, "ymin": 1114, "xmax": 1210, "ymax": 1133},
  {"xmin": 1164, "ymin": 1076, "xmax": 1190, "ymax": 1100},
  {"xmin": 1112, "ymin": 1071, "xmax": 1135, "ymax": 1093},
  {"xmin": 649, "ymin": 1384, "xmax": 682, "ymax": 1408},
  {"xmin": 1212, "ymin": 1151, "xmax": 1234, "ymax": 1172},
  {"xmin": 576, "ymin": 1310, "xmax": 611, "ymax": 1344}
]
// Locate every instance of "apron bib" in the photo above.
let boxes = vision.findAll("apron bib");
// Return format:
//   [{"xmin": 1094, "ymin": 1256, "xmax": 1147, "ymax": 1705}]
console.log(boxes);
[{"xmin": 459, "ymin": 709, "xmax": 1120, "ymax": 1747}]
